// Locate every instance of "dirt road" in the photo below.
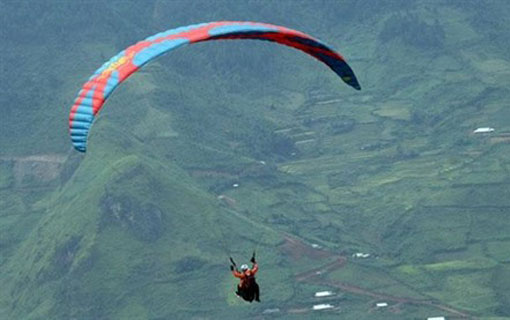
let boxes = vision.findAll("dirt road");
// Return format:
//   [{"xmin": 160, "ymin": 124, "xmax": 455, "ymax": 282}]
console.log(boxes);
[{"xmin": 283, "ymin": 236, "xmax": 474, "ymax": 319}]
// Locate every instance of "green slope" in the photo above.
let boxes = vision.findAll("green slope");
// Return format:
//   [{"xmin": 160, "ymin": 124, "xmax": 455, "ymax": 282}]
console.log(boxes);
[{"xmin": 2, "ymin": 137, "xmax": 283, "ymax": 319}]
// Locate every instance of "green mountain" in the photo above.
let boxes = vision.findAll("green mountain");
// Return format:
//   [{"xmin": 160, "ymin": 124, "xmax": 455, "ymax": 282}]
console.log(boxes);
[{"xmin": 2, "ymin": 1, "xmax": 510, "ymax": 319}]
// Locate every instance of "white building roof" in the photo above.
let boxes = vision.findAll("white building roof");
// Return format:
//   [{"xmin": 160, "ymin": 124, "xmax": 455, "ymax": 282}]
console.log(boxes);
[
  {"xmin": 313, "ymin": 304, "xmax": 334, "ymax": 310},
  {"xmin": 314, "ymin": 291, "xmax": 334, "ymax": 297},
  {"xmin": 427, "ymin": 317, "xmax": 445, "ymax": 320},
  {"xmin": 262, "ymin": 308, "xmax": 280, "ymax": 314},
  {"xmin": 473, "ymin": 127, "xmax": 495, "ymax": 133},
  {"xmin": 376, "ymin": 302, "xmax": 388, "ymax": 307},
  {"xmin": 353, "ymin": 252, "xmax": 371, "ymax": 258}
]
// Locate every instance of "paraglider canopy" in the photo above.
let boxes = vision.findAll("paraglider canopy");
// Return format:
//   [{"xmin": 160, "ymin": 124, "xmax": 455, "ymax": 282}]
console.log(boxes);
[{"xmin": 68, "ymin": 21, "xmax": 361, "ymax": 152}]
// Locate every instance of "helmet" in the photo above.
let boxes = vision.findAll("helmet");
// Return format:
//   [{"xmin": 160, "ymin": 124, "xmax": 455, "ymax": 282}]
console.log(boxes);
[{"xmin": 240, "ymin": 264, "xmax": 249, "ymax": 271}]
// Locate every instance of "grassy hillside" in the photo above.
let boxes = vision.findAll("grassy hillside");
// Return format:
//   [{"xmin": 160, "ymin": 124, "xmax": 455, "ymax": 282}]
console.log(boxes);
[
  {"xmin": 2, "ymin": 0, "xmax": 510, "ymax": 319},
  {"xmin": 2, "ymin": 137, "xmax": 284, "ymax": 319}
]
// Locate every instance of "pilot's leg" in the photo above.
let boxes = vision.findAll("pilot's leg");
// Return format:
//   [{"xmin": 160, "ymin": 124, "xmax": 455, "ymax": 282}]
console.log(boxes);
[{"xmin": 254, "ymin": 282, "xmax": 260, "ymax": 302}]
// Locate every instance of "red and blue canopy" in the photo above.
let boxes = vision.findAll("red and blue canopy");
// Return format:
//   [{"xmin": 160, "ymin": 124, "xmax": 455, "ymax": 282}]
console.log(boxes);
[{"xmin": 69, "ymin": 21, "xmax": 361, "ymax": 152}]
